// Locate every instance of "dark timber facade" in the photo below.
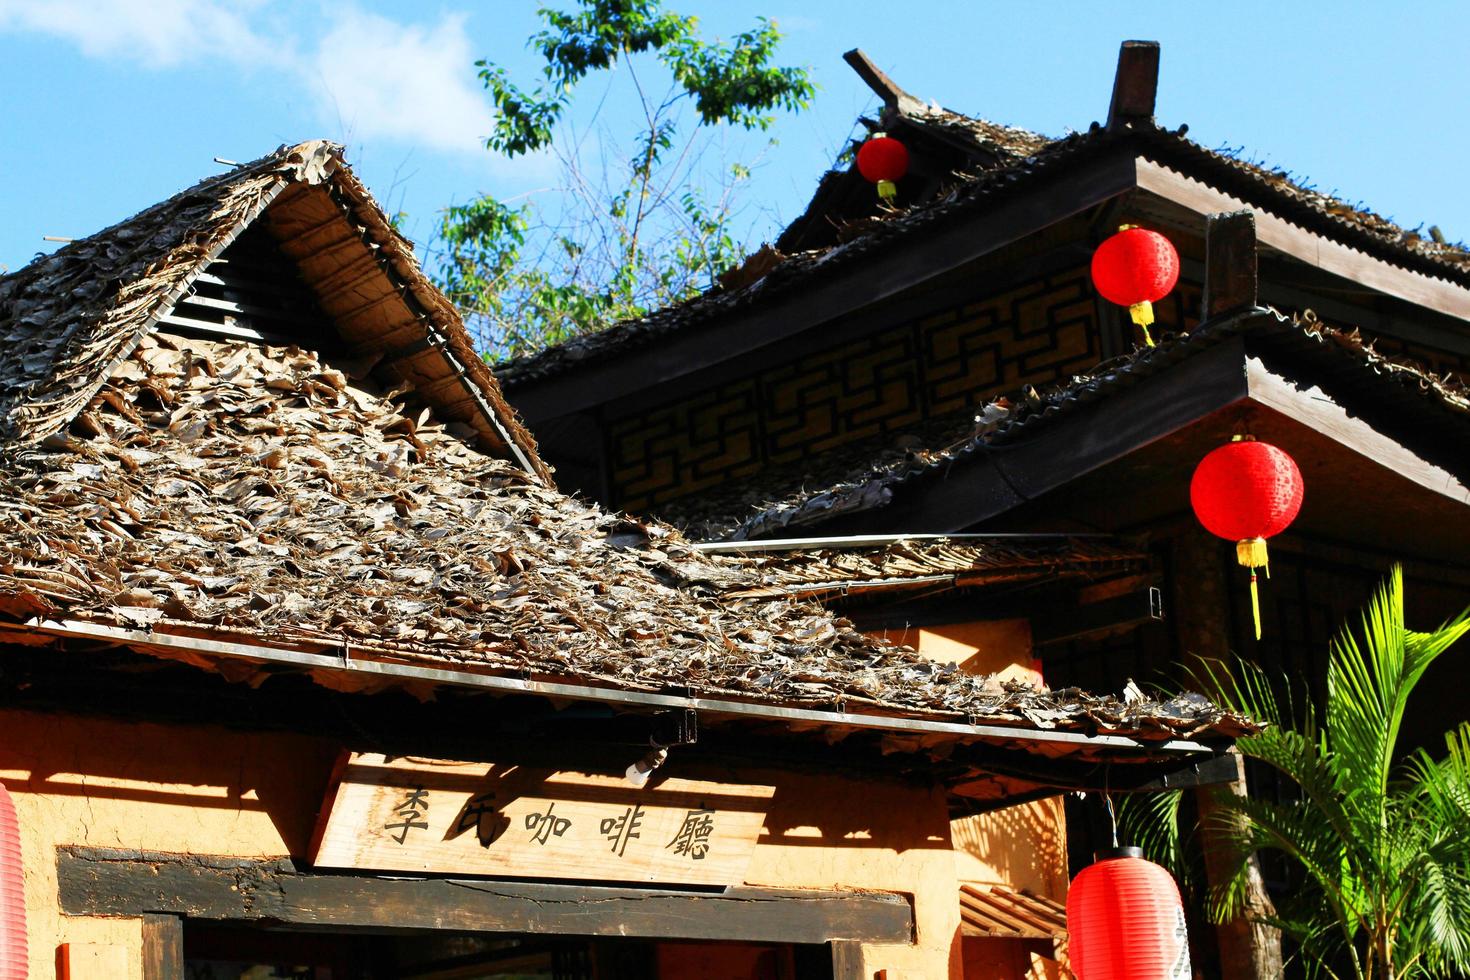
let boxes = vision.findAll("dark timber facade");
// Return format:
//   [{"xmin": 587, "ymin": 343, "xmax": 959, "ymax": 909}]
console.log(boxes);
[{"xmin": 497, "ymin": 43, "xmax": 1470, "ymax": 980}]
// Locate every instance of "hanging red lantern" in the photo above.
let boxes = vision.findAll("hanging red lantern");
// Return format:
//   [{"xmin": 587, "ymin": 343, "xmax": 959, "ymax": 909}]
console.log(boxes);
[
  {"xmin": 1190, "ymin": 436, "xmax": 1304, "ymax": 639},
  {"xmin": 1091, "ymin": 226, "xmax": 1180, "ymax": 347},
  {"xmin": 856, "ymin": 133, "xmax": 909, "ymax": 203},
  {"xmin": 1066, "ymin": 847, "xmax": 1191, "ymax": 980},
  {"xmin": 0, "ymin": 782, "xmax": 25, "ymax": 980}
]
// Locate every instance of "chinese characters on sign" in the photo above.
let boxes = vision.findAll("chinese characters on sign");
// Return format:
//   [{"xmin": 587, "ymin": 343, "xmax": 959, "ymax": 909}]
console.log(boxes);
[
  {"xmin": 667, "ymin": 807, "xmax": 716, "ymax": 860},
  {"xmin": 312, "ymin": 753, "xmax": 775, "ymax": 886},
  {"xmin": 449, "ymin": 792, "xmax": 502, "ymax": 848},
  {"xmin": 600, "ymin": 804, "xmax": 645, "ymax": 857},
  {"xmin": 525, "ymin": 803, "xmax": 572, "ymax": 845},
  {"xmin": 383, "ymin": 787, "xmax": 429, "ymax": 845}
]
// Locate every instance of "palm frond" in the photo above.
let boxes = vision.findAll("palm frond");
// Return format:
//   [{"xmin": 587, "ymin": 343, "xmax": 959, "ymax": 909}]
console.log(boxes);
[
  {"xmin": 1118, "ymin": 788, "xmax": 1186, "ymax": 877},
  {"xmin": 1188, "ymin": 567, "xmax": 1470, "ymax": 980}
]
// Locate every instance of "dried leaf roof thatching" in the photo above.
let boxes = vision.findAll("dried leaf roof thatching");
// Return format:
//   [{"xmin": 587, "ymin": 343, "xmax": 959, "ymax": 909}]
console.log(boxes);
[
  {"xmin": 0, "ymin": 141, "xmax": 1261, "ymax": 753},
  {"xmin": 0, "ymin": 140, "xmax": 550, "ymax": 482},
  {"xmin": 495, "ymin": 100, "xmax": 1470, "ymax": 391},
  {"xmin": 701, "ymin": 536, "xmax": 1145, "ymax": 600},
  {"xmin": 0, "ymin": 329, "xmax": 1253, "ymax": 744}
]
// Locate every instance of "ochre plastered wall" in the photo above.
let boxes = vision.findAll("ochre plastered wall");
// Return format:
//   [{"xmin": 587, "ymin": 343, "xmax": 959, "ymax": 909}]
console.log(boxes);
[
  {"xmin": 1, "ymin": 708, "xmax": 962, "ymax": 977},
  {"xmin": 0, "ymin": 708, "xmax": 339, "ymax": 979},
  {"xmin": 743, "ymin": 772, "xmax": 963, "ymax": 979},
  {"xmin": 893, "ymin": 621, "xmax": 1071, "ymax": 903},
  {"xmin": 908, "ymin": 620, "xmax": 1042, "ymax": 688}
]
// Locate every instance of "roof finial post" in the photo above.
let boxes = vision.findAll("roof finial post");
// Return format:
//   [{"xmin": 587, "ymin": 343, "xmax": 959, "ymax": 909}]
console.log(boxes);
[
  {"xmin": 1106, "ymin": 40, "xmax": 1160, "ymax": 130},
  {"xmin": 843, "ymin": 48, "xmax": 925, "ymax": 118},
  {"xmin": 1203, "ymin": 211, "xmax": 1260, "ymax": 321}
]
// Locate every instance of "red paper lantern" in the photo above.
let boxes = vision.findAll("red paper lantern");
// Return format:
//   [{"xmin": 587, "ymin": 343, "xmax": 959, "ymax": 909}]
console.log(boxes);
[
  {"xmin": 856, "ymin": 133, "xmax": 909, "ymax": 203},
  {"xmin": 1091, "ymin": 226, "xmax": 1180, "ymax": 346},
  {"xmin": 0, "ymin": 782, "xmax": 25, "ymax": 980},
  {"xmin": 1067, "ymin": 847, "xmax": 1191, "ymax": 980},
  {"xmin": 1190, "ymin": 436, "xmax": 1304, "ymax": 639}
]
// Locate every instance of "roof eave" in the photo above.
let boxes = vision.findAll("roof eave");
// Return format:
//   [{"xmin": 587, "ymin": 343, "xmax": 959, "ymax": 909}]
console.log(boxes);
[
  {"xmin": 12, "ymin": 615, "xmax": 1229, "ymax": 758},
  {"xmin": 751, "ymin": 315, "xmax": 1470, "ymax": 538}
]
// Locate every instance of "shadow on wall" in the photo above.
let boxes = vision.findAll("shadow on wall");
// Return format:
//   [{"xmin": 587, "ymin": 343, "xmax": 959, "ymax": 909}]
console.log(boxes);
[
  {"xmin": 759, "ymin": 772, "xmax": 952, "ymax": 854},
  {"xmin": 0, "ymin": 708, "xmax": 341, "ymax": 857},
  {"xmin": 951, "ymin": 797, "xmax": 1069, "ymax": 898}
]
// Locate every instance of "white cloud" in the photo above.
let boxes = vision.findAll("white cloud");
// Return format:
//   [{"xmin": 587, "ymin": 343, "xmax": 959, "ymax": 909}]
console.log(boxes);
[
  {"xmin": 310, "ymin": 9, "xmax": 492, "ymax": 155},
  {"xmin": 0, "ymin": 1, "xmax": 506, "ymax": 160},
  {"xmin": 0, "ymin": 0, "xmax": 284, "ymax": 69}
]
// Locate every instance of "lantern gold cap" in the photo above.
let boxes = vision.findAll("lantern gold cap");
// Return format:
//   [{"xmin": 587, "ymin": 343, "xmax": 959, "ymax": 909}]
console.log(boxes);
[{"xmin": 1093, "ymin": 846, "xmax": 1145, "ymax": 861}]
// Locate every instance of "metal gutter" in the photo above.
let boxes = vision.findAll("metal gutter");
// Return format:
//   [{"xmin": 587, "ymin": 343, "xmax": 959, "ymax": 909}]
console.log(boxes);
[
  {"xmin": 16, "ymin": 617, "xmax": 1215, "ymax": 755},
  {"xmin": 730, "ymin": 574, "xmax": 957, "ymax": 596},
  {"xmin": 691, "ymin": 532, "xmax": 1112, "ymax": 554}
]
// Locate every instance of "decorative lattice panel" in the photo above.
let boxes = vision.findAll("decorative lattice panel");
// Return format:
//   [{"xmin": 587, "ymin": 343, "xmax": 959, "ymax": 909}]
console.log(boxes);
[
  {"xmin": 761, "ymin": 323, "xmax": 923, "ymax": 462},
  {"xmin": 608, "ymin": 377, "xmax": 763, "ymax": 505},
  {"xmin": 923, "ymin": 269, "xmax": 1101, "ymax": 416},
  {"xmin": 608, "ymin": 268, "xmax": 1203, "ymax": 511}
]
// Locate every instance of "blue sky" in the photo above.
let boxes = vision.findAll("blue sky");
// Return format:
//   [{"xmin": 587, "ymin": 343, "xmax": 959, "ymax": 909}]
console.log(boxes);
[{"xmin": 4, "ymin": 1, "xmax": 1470, "ymax": 275}]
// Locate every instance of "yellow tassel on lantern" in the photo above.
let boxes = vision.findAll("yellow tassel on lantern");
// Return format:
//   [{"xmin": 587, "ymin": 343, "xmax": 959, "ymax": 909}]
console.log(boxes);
[
  {"xmin": 1128, "ymin": 300, "xmax": 1156, "ymax": 347},
  {"xmin": 1235, "ymin": 537, "xmax": 1270, "ymax": 640},
  {"xmin": 877, "ymin": 179, "xmax": 896, "ymax": 202}
]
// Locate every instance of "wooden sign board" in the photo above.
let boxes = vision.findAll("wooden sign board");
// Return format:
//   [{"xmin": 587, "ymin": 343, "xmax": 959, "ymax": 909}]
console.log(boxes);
[{"xmin": 310, "ymin": 752, "xmax": 776, "ymax": 887}]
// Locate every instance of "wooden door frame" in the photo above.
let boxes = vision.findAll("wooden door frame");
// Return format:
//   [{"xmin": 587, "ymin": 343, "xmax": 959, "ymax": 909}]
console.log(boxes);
[{"xmin": 60, "ymin": 846, "xmax": 913, "ymax": 979}]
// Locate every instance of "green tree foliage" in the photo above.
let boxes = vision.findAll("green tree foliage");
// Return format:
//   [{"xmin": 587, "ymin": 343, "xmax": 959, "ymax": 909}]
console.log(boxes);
[
  {"xmin": 429, "ymin": 1, "xmax": 814, "ymax": 361},
  {"xmin": 1128, "ymin": 568, "xmax": 1470, "ymax": 978}
]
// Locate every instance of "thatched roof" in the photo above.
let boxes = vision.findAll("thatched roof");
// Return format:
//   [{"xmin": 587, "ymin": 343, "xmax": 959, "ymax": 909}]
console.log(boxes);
[
  {"xmin": 0, "ymin": 143, "xmax": 1258, "ymax": 755},
  {"xmin": 495, "ymin": 105, "xmax": 1470, "ymax": 391},
  {"xmin": 0, "ymin": 331, "xmax": 1252, "ymax": 743},
  {"xmin": 0, "ymin": 141, "xmax": 550, "ymax": 482},
  {"xmin": 700, "ymin": 535, "xmax": 1145, "ymax": 600}
]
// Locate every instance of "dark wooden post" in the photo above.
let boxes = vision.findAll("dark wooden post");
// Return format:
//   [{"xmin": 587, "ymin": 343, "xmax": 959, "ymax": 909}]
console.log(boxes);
[
  {"xmin": 1197, "ymin": 753, "xmax": 1284, "ymax": 979},
  {"xmin": 1107, "ymin": 41, "xmax": 1160, "ymax": 129},
  {"xmin": 1171, "ymin": 527, "xmax": 1282, "ymax": 979},
  {"xmin": 1203, "ymin": 210, "xmax": 1260, "ymax": 320},
  {"xmin": 830, "ymin": 940, "xmax": 865, "ymax": 979},
  {"xmin": 141, "ymin": 914, "xmax": 185, "ymax": 980},
  {"xmin": 843, "ymin": 49, "xmax": 925, "ymax": 118}
]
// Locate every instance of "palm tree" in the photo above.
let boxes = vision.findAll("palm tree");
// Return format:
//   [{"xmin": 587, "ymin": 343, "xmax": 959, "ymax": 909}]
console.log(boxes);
[
  {"xmin": 1126, "ymin": 567, "xmax": 1470, "ymax": 976},
  {"xmin": 1192, "ymin": 566, "xmax": 1470, "ymax": 978}
]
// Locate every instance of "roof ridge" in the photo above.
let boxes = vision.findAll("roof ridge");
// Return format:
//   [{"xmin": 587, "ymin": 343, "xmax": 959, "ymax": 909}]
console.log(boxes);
[
  {"xmin": 0, "ymin": 141, "xmax": 337, "ymax": 443},
  {"xmin": 0, "ymin": 140, "xmax": 339, "ymax": 288},
  {"xmin": 0, "ymin": 141, "xmax": 552, "ymax": 484},
  {"xmin": 496, "ymin": 113, "xmax": 1470, "ymax": 390}
]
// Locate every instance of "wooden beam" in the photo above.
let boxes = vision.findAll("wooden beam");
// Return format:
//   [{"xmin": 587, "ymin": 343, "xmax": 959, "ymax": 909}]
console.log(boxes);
[
  {"xmin": 156, "ymin": 313, "xmax": 280, "ymax": 344},
  {"xmin": 1202, "ymin": 210, "xmax": 1259, "ymax": 320},
  {"xmin": 57, "ymin": 847, "xmax": 914, "ymax": 945},
  {"xmin": 1135, "ymin": 158, "xmax": 1470, "ymax": 322},
  {"xmin": 829, "ymin": 336, "xmax": 1253, "ymax": 533},
  {"xmin": 141, "ymin": 914, "xmax": 184, "ymax": 980},
  {"xmin": 175, "ymin": 293, "xmax": 319, "ymax": 326},
  {"xmin": 311, "ymin": 255, "xmax": 389, "ymax": 300},
  {"xmin": 508, "ymin": 150, "xmax": 1142, "ymax": 422},
  {"xmin": 1244, "ymin": 357, "xmax": 1470, "ymax": 505},
  {"xmin": 1031, "ymin": 588, "xmax": 1164, "ymax": 647},
  {"xmin": 1107, "ymin": 41, "xmax": 1160, "ymax": 129},
  {"xmin": 843, "ymin": 49, "xmax": 925, "ymax": 116}
]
